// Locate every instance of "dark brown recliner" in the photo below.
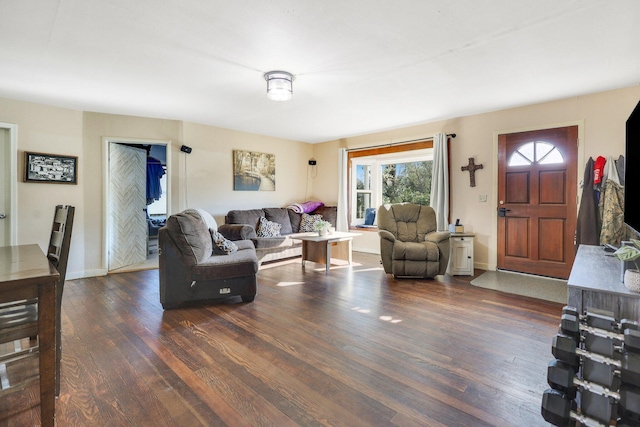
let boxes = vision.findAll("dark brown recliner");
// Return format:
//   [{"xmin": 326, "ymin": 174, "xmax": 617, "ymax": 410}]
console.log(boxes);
[
  {"xmin": 378, "ymin": 203, "xmax": 450, "ymax": 278},
  {"xmin": 159, "ymin": 209, "xmax": 258, "ymax": 309}
]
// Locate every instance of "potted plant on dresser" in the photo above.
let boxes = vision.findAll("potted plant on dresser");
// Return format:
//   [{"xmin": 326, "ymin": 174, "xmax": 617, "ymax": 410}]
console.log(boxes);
[{"xmin": 614, "ymin": 239, "xmax": 640, "ymax": 292}]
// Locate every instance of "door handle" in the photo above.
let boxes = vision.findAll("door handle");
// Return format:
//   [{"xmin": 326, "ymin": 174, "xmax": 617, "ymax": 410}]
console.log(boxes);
[
  {"xmin": 0, "ymin": 214, "xmax": 6, "ymax": 219},
  {"xmin": 498, "ymin": 208, "xmax": 510, "ymax": 217}
]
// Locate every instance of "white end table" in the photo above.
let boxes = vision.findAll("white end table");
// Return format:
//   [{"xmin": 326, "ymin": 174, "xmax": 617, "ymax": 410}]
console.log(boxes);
[{"xmin": 449, "ymin": 232, "xmax": 475, "ymax": 276}]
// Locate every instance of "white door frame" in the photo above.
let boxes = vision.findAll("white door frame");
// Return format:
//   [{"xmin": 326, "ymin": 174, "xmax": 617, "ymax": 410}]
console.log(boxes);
[
  {"xmin": 102, "ymin": 137, "xmax": 172, "ymax": 271},
  {"xmin": 0, "ymin": 122, "xmax": 18, "ymax": 245}
]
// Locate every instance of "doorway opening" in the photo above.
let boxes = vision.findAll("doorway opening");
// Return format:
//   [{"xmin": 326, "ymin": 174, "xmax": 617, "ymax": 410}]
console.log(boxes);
[
  {"xmin": 103, "ymin": 137, "xmax": 171, "ymax": 273},
  {"xmin": 0, "ymin": 123, "xmax": 17, "ymax": 246}
]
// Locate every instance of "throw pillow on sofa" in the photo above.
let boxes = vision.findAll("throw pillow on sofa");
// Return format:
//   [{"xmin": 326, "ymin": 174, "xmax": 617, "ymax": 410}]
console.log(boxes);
[
  {"xmin": 299, "ymin": 213, "xmax": 324, "ymax": 232},
  {"xmin": 210, "ymin": 229, "xmax": 238, "ymax": 255},
  {"xmin": 257, "ymin": 216, "xmax": 282, "ymax": 237}
]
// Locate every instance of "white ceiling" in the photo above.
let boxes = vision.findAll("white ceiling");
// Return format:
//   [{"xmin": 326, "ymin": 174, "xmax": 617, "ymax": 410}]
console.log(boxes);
[{"xmin": 1, "ymin": 1, "xmax": 639, "ymax": 143}]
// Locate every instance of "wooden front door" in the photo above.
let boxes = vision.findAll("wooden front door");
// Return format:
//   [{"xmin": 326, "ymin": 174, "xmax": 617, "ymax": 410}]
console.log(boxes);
[{"xmin": 497, "ymin": 126, "xmax": 578, "ymax": 279}]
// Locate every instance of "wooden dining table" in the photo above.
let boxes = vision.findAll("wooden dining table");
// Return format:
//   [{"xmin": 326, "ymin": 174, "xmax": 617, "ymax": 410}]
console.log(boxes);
[{"xmin": 0, "ymin": 244, "xmax": 59, "ymax": 427}]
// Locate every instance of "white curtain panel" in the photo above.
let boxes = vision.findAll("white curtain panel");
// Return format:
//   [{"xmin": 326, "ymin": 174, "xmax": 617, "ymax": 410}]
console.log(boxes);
[
  {"xmin": 430, "ymin": 133, "xmax": 449, "ymax": 231},
  {"xmin": 336, "ymin": 148, "xmax": 349, "ymax": 232}
]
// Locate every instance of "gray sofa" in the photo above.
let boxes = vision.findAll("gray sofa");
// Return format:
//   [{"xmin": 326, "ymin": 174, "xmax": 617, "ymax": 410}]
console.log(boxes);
[
  {"xmin": 219, "ymin": 206, "xmax": 337, "ymax": 263},
  {"xmin": 159, "ymin": 209, "xmax": 258, "ymax": 309}
]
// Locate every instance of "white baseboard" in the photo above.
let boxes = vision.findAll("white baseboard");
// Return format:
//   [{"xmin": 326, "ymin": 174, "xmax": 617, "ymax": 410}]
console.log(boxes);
[
  {"xmin": 353, "ymin": 247, "xmax": 379, "ymax": 255},
  {"xmin": 66, "ymin": 269, "xmax": 107, "ymax": 280},
  {"xmin": 474, "ymin": 262, "xmax": 490, "ymax": 271}
]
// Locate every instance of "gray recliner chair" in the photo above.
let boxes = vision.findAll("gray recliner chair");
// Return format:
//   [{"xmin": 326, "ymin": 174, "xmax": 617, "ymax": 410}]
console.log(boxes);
[
  {"xmin": 377, "ymin": 203, "xmax": 450, "ymax": 278},
  {"xmin": 159, "ymin": 209, "xmax": 258, "ymax": 309}
]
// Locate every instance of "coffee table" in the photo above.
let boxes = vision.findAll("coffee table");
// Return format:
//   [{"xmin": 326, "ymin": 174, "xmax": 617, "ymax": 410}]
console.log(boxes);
[{"xmin": 289, "ymin": 231, "xmax": 361, "ymax": 273}]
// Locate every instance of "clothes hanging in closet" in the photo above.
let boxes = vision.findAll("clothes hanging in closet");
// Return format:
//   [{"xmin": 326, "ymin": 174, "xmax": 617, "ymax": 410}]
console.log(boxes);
[{"xmin": 146, "ymin": 156, "xmax": 165, "ymax": 205}]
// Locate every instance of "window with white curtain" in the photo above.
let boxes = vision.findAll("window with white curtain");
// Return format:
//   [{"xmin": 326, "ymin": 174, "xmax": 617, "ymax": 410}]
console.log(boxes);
[{"xmin": 350, "ymin": 149, "xmax": 433, "ymax": 226}]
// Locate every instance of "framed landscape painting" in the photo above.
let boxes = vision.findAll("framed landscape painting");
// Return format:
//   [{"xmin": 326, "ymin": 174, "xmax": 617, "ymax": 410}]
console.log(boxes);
[
  {"xmin": 233, "ymin": 150, "xmax": 275, "ymax": 191},
  {"xmin": 24, "ymin": 152, "xmax": 78, "ymax": 184}
]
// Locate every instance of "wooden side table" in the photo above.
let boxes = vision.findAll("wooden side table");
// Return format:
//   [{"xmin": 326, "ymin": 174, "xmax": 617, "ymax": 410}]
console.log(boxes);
[
  {"xmin": 449, "ymin": 233, "xmax": 475, "ymax": 276},
  {"xmin": 289, "ymin": 231, "xmax": 361, "ymax": 273}
]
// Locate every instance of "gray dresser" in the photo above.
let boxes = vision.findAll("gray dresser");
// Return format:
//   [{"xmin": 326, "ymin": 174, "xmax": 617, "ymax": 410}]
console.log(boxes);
[{"xmin": 568, "ymin": 244, "xmax": 640, "ymax": 320}]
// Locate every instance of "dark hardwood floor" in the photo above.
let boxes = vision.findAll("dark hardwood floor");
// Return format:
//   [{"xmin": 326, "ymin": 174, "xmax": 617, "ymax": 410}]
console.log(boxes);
[{"xmin": 1, "ymin": 252, "xmax": 563, "ymax": 426}]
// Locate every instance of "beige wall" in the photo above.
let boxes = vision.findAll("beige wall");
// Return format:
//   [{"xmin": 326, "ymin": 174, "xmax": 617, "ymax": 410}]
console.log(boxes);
[
  {"xmin": 1, "ymin": 97, "xmax": 312, "ymax": 279},
  {"xmin": 2, "ymin": 85, "xmax": 639, "ymax": 278},
  {"xmin": 180, "ymin": 122, "xmax": 313, "ymax": 224},
  {"xmin": 312, "ymin": 85, "xmax": 640, "ymax": 269},
  {"xmin": 0, "ymin": 98, "xmax": 86, "ymax": 276},
  {"xmin": 82, "ymin": 112, "xmax": 182, "ymax": 277}
]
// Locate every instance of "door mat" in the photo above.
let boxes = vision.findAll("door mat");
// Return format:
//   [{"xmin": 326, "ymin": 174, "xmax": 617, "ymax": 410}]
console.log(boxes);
[{"xmin": 470, "ymin": 270, "xmax": 567, "ymax": 304}]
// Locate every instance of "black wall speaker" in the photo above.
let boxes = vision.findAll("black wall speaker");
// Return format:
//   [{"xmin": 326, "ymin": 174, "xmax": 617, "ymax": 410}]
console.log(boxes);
[{"xmin": 180, "ymin": 145, "xmax": 192, "ymax": 154}]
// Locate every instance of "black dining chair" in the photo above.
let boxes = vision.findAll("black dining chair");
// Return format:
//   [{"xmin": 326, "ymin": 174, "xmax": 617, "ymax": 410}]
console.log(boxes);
[
  {"xmin": 0, "ymin": 204, "xmax": 74, "ymax": 396},
  {"xmin": 47, "ymin": 205, "xmax": 74, "ymax": 396}
]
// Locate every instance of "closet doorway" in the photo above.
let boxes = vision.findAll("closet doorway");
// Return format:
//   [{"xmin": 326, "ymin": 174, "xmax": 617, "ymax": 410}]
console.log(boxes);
[{"xmin": 103, "ymin": 137, "xmax": 171, "ymax": 273}]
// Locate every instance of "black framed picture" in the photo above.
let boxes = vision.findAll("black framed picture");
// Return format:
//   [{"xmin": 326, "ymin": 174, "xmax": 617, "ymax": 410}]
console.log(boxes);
[{"xmin": 24, "ymin": 151, "xmax": 78, "ymax": 184}]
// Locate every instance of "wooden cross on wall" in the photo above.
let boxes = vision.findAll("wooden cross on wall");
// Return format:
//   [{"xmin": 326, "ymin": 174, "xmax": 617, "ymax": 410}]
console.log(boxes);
[{"xmin": 461, "ymin": 157, "xmax": 483, "ymax": 187}]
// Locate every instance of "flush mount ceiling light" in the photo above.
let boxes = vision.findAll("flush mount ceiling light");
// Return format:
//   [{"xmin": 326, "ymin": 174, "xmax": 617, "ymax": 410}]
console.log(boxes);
[{"xmin": 264, "ymin": 70, "xmax": 294, "ymax": 101}]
